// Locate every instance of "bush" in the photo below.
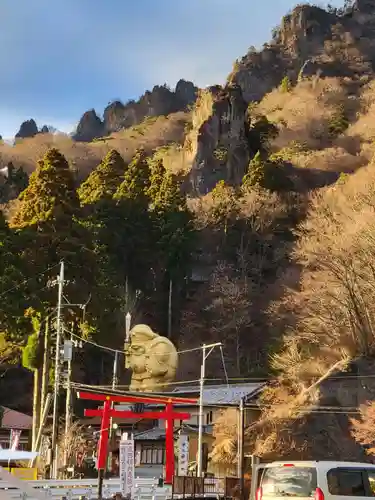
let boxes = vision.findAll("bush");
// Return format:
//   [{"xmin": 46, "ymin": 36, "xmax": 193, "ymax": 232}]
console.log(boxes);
[
  {"xmin": 242, "ymin": 152, "xmax": 293, "ymax": 192},
  {"xmin": 328, "ymin": 104, "xmax": 349, "ymax": 138},
  {"xmin": 280, "ymin": 76, "xmax": 291, "ymax": 93}
]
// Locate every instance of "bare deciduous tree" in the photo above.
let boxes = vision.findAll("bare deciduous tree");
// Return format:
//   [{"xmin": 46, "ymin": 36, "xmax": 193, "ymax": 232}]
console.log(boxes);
[
  {"xmin": 208, "ymin": 262, "xmax": 252, "ymax": 375},
  {"xmin": 351, "ymin": 402, "xmax": 375, "ymax": 454},
  {"xmin": 57, "ymin": 421, "xmax": 87, "ymax": 472},
  {"xmin": 210, "ymin": 409, "xmax": 238, "ymax": 475}
]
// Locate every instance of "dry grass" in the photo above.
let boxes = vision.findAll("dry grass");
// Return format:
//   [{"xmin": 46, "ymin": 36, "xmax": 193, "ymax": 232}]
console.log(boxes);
[
  {"xmin": 342, "ymin": 80, "xmax": 375, "ymax": 157},
  {"xmin": 210, "ymin": 408, "xmax": 238, "ymax": 476},
  {"xmin": 253, "ymin": 76, "xmax": 375, "ymax": 175},
  {"xmin": 257, "ymin": 78, "xmax": 348, "ymax": 151},
  {"xmin": 0, "ymin": 112, "xmax": 190, "ymax": 178},
  {"xmin": 351, "ymin": 402, "xmax": 375, "ymax": 455}
]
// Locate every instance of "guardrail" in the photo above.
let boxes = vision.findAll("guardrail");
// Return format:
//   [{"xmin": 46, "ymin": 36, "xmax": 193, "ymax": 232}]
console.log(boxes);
[{"xmin": 0, "ymin": 477, "xmax": 172, "ymax": 500}]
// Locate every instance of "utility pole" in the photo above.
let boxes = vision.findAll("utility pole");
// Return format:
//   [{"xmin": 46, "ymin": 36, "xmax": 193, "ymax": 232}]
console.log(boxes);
[
  {"xmin": 63, "ymin": 327, "xmax": 74, "ymax": 469},
  {"xmin": 51, "ymin": 260, "xmax": 64, "ymax": 479},
  {"xmin": 197, "ymin": 342, "xmax": 222, "ymax": 477},
  {"xmin": 237, "ymin": 397, "xmax": 245, "ymax": 500},
  {"xmin": 40, "ymin": 316, "xmax": 51, "ymax": 427},
  {"xmin": 64, "ymin": 330, "xmax": 73, "ymax": 437},
  {"xmin": 107, "ymin": 350, "xmax": 119, "ymax": 473}
]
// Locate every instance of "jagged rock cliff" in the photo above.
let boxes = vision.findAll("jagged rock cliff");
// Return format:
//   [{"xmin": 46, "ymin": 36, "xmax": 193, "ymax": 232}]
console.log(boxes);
[
  {"xmin": 183, "ymin": 1, "xmax": 375, "ymax": 195},
  {"xmin": 73, "ymin": 79, "xmax": 198, "ymax": 142},
  {"xmin": 185, "ymin": 84, "xmax": 249, "ymax": 195},
  {"xmin": 15, "ymin": 119, "xmax": 39, "ymax": 139},
  {"xmin": 231, "ymin": 2, "xmax": 375, "ymax": 103},
  {"xmin": 73, "ymin": 109, "xmax": 104, "ymax": 142},
  {"xmin": 14, "ymin": 121, "xmax": 60, "ymax": 140}
]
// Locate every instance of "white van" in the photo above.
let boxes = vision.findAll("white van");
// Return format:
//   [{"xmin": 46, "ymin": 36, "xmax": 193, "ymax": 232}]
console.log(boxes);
[{"xmin": 256, "ymin": 461, "xmax": 375, "ymax": 500}]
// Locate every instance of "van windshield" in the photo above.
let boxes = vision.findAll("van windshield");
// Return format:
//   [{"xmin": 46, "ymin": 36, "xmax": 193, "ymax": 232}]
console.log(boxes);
[{"xmin": 261, "ymin": 467, "xmax": 317, "ymax": 498}]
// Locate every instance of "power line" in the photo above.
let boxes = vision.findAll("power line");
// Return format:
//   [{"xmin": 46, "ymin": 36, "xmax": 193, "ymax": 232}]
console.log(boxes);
[
  {"xmin": 0, "ymin": 263, "xmax": 59, "ymax": 299},
  {"xmin": 66, "ymin": 328, "xmax": 223, "ymax": 358},
  {"xmin": 69, "ymin": 379, "xmax": 201, "ymax": 392}
]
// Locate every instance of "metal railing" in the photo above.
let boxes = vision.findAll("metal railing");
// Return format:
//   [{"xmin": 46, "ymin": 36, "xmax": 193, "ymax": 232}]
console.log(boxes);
[
  {"xmin": 0, "ymin": 477, "xmax": 171, "ymax": 500},
  {"xmin": 172, "ymin": 476, "xmax": 250, "ymax": 499}
]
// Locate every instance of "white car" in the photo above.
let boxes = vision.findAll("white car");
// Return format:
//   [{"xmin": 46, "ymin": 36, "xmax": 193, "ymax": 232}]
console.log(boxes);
[{"xmin": 256, "ymin": 461, "xmax": 375, "ymax": 500}]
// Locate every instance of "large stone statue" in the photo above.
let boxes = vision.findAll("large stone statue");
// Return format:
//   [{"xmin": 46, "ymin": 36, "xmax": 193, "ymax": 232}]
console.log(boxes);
[{"xmin": 125, "ymin": 324, "xmax": 178, "ymax": 392}]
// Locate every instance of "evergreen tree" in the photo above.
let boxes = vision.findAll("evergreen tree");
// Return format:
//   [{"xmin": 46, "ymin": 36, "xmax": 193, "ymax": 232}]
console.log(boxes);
[
  {"xmin": 242, "ymin": 151, "xmax": 266, "ymax": 190},
  {"xmin": 97, "ymin": 149, "xmax": 154, "ymax": 297},
  {"xmin": 146, "ymin": 156, "xmax": 166, "ymax": 206},
  {"xmin": 11, "ymin": 148, "xmax": 94, "ymax": 317},
  {"xmin": 328, "ymin": 104, "xmax": 349, "ymax": 138},
  {"xmin": 211, "ymin": 180, "xmax": 240, "ymax": 233},
  {"xmin": 12, "ymin": 148, "xmax": 79, "ymax": 228},
  {"xmin": 78, "ymin": 149, "xmax": 127, "ymax": 206},
  {"xmin": 242, "ymin": 151, "xmax": 293, "ymax": 193},
  {"xmin": 280, "ymin": 75, "xmax": 291, "ymax": 93},
  {"xmin": 0, "ymin": 211, "xmax": 30, "ymax": 340},
  {"xmin": 154, "ymin": 171, "xmax": 194, "ymax": 274},
  {"xmin": 114, "ymin": 148, "xmax": 150, "ymax": 203},
  {"xmin": 150, "ymin": 166, "xmax": 195, "ymax": 336}
]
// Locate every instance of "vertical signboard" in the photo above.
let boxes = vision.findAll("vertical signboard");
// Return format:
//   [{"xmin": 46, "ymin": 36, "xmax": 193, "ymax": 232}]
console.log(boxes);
[
  {"xmin": 119, "ymin": 437, "xmax": 134, "ymax": 497},
  {"xmin": 178, "ymin": 434, "xmax": 189, "ymax": 476},
  {"xmin": 9, "ymin": 429, "xmax": 21, "ymax": 451}
]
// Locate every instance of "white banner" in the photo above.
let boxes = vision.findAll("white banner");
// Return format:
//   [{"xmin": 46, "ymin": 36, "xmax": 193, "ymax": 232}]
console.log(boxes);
[
  {"xmin": 119, "ymin": 438, "xmax": 134, "ymax": 496},
  {"xmin": 9, "ymin": 430, "xmax": 21, "ymax": 451},
  {"xmin": 178, "ymin": 434, "xmax": 189, "ymax": 476}
]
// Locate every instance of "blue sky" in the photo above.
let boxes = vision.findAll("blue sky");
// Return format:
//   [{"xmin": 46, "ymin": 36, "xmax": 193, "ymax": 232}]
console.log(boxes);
[{"xmin": 0, "ymin": 0, "xmax": 344, "ymax": 138}]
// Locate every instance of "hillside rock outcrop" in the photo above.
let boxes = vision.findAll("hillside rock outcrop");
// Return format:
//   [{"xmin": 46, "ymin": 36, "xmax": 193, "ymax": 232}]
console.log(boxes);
[
  {"xmin": 186, "ymin": 84, "xmax": 249, "ymax": 195},
  {"xmin": 74, "ymin": 79, "xmax": 198, "ymax": 142},
  {"xmin": 72, "ymin": 109, "xmax": 104, "ymax": 142},
  {"xmin": 231, "ymin": 3, "xmax": 373, "ymax": 103},
  {"xmin": 15, "ymin": 119, "xmax": 39, "ymax": 139}
]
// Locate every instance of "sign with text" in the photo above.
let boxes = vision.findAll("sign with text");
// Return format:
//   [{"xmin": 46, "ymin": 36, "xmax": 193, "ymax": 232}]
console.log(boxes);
[
  {"xmin": 119, "ymin": 438, "xmax": 134, "ymax": 496},
  {"xmin": 178, "ymin": 434, "xmax": 189, "ymax": 476}
]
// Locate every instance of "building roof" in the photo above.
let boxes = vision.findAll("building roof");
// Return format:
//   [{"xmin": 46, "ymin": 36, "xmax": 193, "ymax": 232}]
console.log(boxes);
[
  {"xmin": 134, "ymin": 427, "xmax": 166, "ymax": 441},
  {"xmin": 170, "ymin": 383, "xmax": 265, "ymax": 405},
  {"xmin": 1, "ymin": 407, "xmax": 32, "ymax": 430},
  {"xmin": 115, "ymin": 383, "xmax": 265, "ymax": 412},
  {"xmin": 133, "ymin": 424, "xmax": 213, "ymax": 441}
]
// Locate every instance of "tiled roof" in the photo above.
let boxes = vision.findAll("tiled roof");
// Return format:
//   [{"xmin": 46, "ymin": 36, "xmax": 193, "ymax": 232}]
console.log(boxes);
[
  {"xmin": 171, "ymin": 383, "xmax": 265, "ymax": 405},
  {"xmin": 115, "ymin": 383, "xmax": 265, "ymax": 412},
  {"xmin": 133, "ymin": 427, "xmax": 166, "ymax": 441},
  {"xmin": 133, "ymin": 424, "xmax": 213, "ymax": 441},
  {"xmin": 1, "ymin": 407, "xmax": 32, "ymax": 429}
]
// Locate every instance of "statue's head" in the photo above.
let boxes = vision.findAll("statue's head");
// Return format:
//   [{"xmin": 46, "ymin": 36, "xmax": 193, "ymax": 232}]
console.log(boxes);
[{"xmin": 126, "ymin": 324, "xmax": 178, "ymax": 389}]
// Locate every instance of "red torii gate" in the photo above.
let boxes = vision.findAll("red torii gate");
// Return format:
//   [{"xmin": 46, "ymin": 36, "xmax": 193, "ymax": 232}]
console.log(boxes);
[{"xmin": 77, "ymin": 391, "xmax": 198, "ymax": 485}]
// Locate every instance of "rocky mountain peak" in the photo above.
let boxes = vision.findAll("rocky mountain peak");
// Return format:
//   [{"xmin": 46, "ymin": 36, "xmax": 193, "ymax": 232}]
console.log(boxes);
[
  {"xmin": 15, "ymin": 119, "xmax": 38, "ymax": 139},
  {"xmin": 72, "ymin": 109, "xmax": 104, "ymax": 142},
  {"xmin": 74, "ymin": 80, "xmax": 198, "ymax": 142},
  {"xmin": 230, "ymin": 1, "xmax": 375, "ymax": 104},
  {"xmin": 279, "ymin": 4, "xmax": 337, "ymax": 45},
  {"xmin": 175, "ymin": 79, "xmax": 198, "ymax": 106}
]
